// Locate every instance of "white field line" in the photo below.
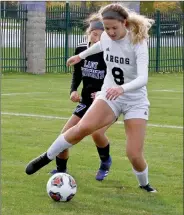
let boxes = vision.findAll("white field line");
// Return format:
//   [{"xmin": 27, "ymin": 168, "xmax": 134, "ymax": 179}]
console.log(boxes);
[
  {"xmin": 151, "ymin": 90, "xmax": 183, "ymax": 93},
  {"xmin": 149, "ymin": 96, "xmax": 181, "ymax": 100},
  {"xmin": 1, "ymin": 112, "xmax": 68, "ymax": 120},
  {"xmin": 1, "ymin": 112, "xmax": 183, "ymax": 130}
]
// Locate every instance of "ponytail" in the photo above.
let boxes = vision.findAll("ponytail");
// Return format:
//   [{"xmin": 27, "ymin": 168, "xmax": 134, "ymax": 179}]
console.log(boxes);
[{"xmin": 126, "ymin": 12, "xmax": 154, "ymax": 44}]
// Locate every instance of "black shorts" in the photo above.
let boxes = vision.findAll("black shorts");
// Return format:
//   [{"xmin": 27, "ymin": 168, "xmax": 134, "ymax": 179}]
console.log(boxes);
[{"xmin": 73, "ymin": 102, "xmax": 91, "ymax": 118}]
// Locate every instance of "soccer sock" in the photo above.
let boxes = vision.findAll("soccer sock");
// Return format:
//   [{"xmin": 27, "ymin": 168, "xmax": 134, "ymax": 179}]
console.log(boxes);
[
  {"xmin": 47, "ymin": 134, "xmax": 73, "ymax": 160},
  {"xmin": 56, "ymin": 157, "xmax": 68, "ymax": 172},
  {"xmin": 96, "ymin": 143, "xmax": 110, "ymax": 162},
  {"xmin": 133, "ymin": 165, "xmax": 149, "ymax": 186}
]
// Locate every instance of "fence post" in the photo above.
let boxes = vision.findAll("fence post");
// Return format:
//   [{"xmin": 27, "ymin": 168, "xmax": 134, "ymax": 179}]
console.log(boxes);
[
  {"xmin": 155, "ymin": 10, "xmax": 160, "ymax": 73},
  {"xmin": 21, "ymin": 2, "xmax": 46, "ymax": 74},
  {"xmin": 19, "ymin": 4, "xmax": 27, "ymax": 72},
  {"xmin": 64, "ymin": 2, "xmax": 70, "ymax": 73}
]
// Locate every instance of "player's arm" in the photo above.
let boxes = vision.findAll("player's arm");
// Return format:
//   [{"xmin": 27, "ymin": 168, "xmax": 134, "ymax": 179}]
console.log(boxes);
[
  {"xmin": 70, "ymin": 47, "xmax": 82, "ymax": 102},
  {"xmin": 121, "ymin": 40, "xmax": 148, "ymax": 93},
  {"xmin": 79, "ymin": 41, "xmax": 102, "ymax": 59},
  {"xmin": 67, "ymin": 42, "xmax": 102, "ymax": 66},
  {"xmin": 70, "ymin": 47, "xmax": 82, "ymax": 94}
]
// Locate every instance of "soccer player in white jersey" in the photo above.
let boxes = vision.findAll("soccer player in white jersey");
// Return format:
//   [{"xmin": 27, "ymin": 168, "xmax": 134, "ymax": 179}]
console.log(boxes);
[
  {"xmin": 26, "ymin": 3, "xmax": 157, "ymax": 192},
  {"xmin": 50, "ymin": 14, "xmax": 112, "ymax": 181}
]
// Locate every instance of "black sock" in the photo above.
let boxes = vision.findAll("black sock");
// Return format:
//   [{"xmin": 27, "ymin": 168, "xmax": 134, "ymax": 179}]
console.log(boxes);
[
  {"xmin": 43, "ymin": 152, "xmax": 52, "ymax": 162},
  {"xmin": 56, "ymin": 157, "xmax": 68, "ymax": 172},
  {"xmin": 96, "ymin": 144, "xmax": 110, "ymax": 162}
]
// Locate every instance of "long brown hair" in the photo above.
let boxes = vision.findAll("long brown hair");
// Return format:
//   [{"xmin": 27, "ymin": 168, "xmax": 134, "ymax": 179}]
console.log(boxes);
[{"xmin": 99, "ymin": 3, "xmax": 154, "ymax": 44}]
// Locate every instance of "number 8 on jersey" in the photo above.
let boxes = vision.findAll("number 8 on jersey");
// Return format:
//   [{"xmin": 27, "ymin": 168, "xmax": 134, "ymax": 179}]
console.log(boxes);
[{"xmin": 112, "ymin": 67, "xmax": 124, "ymax": 85}]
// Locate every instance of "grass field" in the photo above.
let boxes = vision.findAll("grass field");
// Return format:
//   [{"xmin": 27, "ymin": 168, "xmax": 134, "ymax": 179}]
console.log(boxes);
[
  {"xmin": 1, "ymin": 72, "xmax": 183, "ymax": 215},
  {"xmin": 1, "ymin": 46, "xmax": 183, "ymax": 73}
]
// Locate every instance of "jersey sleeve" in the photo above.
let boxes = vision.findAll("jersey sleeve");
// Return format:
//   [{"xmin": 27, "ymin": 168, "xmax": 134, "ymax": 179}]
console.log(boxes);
[
  {"xmin": 79, "ymin": 41, "xmax": 102, "ymax": 59},
  {"xmin": 70, "ymin": 47, "xmax": 82, "ymax": 94},
  {"xmin": 121, "ymin": 40, "xmax": 149, "ymax": 93}
]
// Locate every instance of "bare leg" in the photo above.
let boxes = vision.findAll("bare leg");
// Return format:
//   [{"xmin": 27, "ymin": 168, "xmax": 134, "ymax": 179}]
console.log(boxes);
[
  {"xmin": 124, "ymin": 119, "xmax": 151, "ymax": 188},
  {"xmin": 124, "ymin": 119, "xmax": 147, "ymax": 171},
  {"xmin": 55, "ymin": 103, "xmax": 114, "ymax": 173},
  {"xmin": 63, "ymin": 99, "xmax": 116, "ymax": 144},
  {"xmin": 91, "ymin": 125, "xmax": 111, "ymax": 148},
  {"xmin": 25, "ymin": 99, "xmax": 116, "ymax": 175},
  {"xmin": 57, "ymin": 115, "xmax": 81, "ymax": 160},
  {"xmin": 52, "ymin": 115, "xmax": 81, "ymax": 173}
]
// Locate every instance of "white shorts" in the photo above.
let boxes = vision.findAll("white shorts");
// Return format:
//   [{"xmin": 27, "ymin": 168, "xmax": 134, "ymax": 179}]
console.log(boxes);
[{"xmin": 95, "ymin": 91, "xmax": 150, "ymax": 120}]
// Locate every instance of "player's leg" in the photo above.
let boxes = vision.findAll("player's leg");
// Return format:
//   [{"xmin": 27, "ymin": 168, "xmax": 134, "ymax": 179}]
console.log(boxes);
[
  {"xmin": 51, "ymin": 114, "xmax": 81, "ymax": 174},
  {"xmin": 52, "ymin": 103, "xmax": 88, "ymax": 174},
  {"xmin": 25, "ymin": 99, "xmax": 117, "ymax": 175},
  {"xmin": 124, "ymin": 108, "xmax": 157, "ymax": 193},
  {"xmin": 91, "ymin": 125, "xmax": 112, "ymax": 181}
]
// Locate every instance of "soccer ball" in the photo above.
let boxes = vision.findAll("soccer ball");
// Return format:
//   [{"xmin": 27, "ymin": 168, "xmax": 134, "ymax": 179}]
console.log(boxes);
[{"xmin": 46, "ymin": 173, "xmax": 77, "ymax": 202}]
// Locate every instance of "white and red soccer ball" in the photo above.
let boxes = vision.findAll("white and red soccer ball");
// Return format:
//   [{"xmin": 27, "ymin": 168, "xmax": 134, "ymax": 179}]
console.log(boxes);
[{"xmin": 46, "ymin": 173, "xmax": 77, "ymax": 202}]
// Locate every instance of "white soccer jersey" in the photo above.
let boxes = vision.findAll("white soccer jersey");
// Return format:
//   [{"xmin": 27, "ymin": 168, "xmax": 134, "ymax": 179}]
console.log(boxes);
[{"xmin": 79, "ymin": 31, "xmax": 149, "ymax": 98}]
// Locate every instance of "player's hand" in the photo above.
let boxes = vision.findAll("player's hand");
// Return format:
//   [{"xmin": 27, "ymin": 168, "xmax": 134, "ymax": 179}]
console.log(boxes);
[
  {"xmin": 106, "ymin": 87, "xmax": 124, "ymax": 100},
  {"xmin": 70, "ymin": 91, "xmax": 80, "ymax": 102},
  {"xmin": 91, "ymin": 92, "xmax": 97, "ymax": 100},
  {"xmin": 67, "ymin": 55, "xmax": 82, "ymax": 66}
]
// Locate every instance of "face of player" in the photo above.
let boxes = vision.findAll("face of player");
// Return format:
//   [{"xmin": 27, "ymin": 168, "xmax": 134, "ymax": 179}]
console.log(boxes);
[
  {"xmin": 103, "ymin": 19, "xmax": 126, "ymax": 41},
  {"xmin": 89, "ymin": 29, "xmax": 103, "ymax": 45}
]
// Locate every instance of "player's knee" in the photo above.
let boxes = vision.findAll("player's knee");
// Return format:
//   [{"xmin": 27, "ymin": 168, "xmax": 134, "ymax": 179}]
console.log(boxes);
[
  {"xmin": 128, "ymin": 155, "xmax": 141, "ymax": 164},
  {"xmin": 76, "ymin": 122, "xmax": 94, "ymax": 137},
  {"xmin": 91, "ymin": 131, "xmax": 104, "ymax": 142},
  {"xmin": 126, "ymin": 149, "xmax": 142, "ymax": 162},
  {"xmin": 127, "ymin": 154, "xmax": 143, "ymax": 168}
]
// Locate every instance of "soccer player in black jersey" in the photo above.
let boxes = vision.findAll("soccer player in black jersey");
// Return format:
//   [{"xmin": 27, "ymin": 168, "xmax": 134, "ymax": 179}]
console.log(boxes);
[{"xmin": 50, "ymin": 14, "xmax": 112, "ymax": 181}]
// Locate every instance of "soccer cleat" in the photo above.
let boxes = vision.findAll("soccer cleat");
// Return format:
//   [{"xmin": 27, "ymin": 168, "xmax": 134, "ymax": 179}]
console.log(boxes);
[
  {"xmin": 95, "ymin": 156, "xmax": 112, "ymax": 181},
  {"xmin": 25, "ymin": 152, "xmax": 52, "ymax": 175},
  {"xmin": 139, "ymin": 183, "xmax": 157, "ymax": 193},
  {"xmin": 50, "ymin": 169, "xmax": 67, "ymax": 175}
]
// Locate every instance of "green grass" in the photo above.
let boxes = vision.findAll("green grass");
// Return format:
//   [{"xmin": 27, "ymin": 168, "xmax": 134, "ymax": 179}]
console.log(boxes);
[
  {"xmin": 1, "ymin": 46, "xmax": 183, "ymax": 73},
  {"xmin": 1, "ymin": 72, "xmax": 183, "ymax": 215}
]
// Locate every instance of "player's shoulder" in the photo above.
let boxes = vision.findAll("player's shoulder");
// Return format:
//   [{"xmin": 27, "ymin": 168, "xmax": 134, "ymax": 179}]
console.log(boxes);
[
  {"xmin": 77, "ymin": 42, "xmax": 88, "ymax": 48},
  {"xmin": 132, "ymin": 39, "xmax": 148, "ymax": 52},
  {"xmin": 75, "ymin": 42, "xmax": 88, "ymax": 53}
]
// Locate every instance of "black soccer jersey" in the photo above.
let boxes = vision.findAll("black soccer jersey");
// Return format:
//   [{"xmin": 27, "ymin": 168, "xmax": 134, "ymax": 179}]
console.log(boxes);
[{"xmin": 70, "ymin": 42, "xmax": 107, "ymax": 105}]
